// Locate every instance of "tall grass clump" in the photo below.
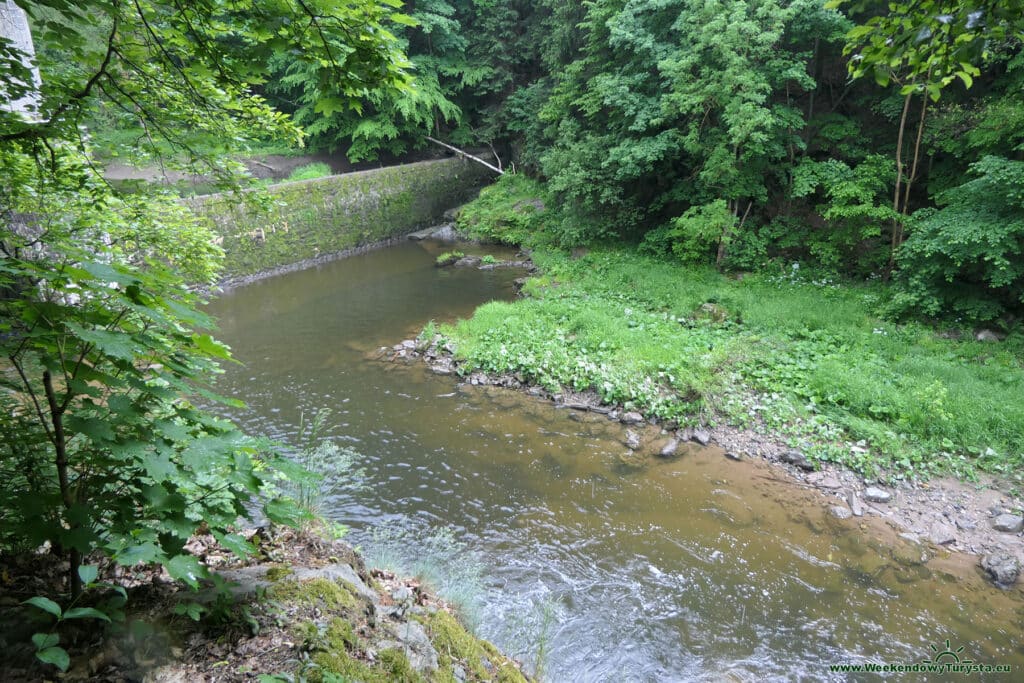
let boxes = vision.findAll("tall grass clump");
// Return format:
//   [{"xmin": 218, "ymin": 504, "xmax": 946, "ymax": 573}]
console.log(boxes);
[{"xmin": 363, "ymin": 523, "xmax": 486, "ymax": 628}]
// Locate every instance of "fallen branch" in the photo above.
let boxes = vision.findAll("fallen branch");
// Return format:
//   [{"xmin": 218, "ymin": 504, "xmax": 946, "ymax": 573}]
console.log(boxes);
[{"xmin": 425, "ymin": 136, "xmax": 504, "ymax": 175}]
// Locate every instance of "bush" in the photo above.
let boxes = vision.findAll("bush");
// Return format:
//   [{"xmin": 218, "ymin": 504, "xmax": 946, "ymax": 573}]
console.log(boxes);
[
  {"xmin": 456, "ymin": 173, "xmax": 548, "ymax": 245},
  {"xmin": 893, "ymin": 156, "xmax": 1024, "ymax": 322},
  {"xmin": 0, "ymin": 147, "xmax": 305, "ymax": 604}
]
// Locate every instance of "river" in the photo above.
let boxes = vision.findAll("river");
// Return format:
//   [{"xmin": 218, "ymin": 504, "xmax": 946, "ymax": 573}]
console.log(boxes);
[{"xmin": 206, "ymin": 240, "xmax": 1024, "ymax": 681}]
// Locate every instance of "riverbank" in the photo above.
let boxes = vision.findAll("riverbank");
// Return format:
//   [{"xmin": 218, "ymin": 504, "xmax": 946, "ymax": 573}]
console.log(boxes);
[
  {"xmin": 388, "ymin": 244, "xmax": 1024, "ymax": 586},
  {"xmin": 0, "ymin": 527, "xmax": 529, "ymax": 682}
]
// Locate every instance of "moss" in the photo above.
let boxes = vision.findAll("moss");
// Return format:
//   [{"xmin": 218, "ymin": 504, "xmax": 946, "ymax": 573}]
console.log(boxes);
[
  {"xmin": 300, "ymin": 617, "xmax": 422, "ymax": 683},
  {"xmin": 417, "ymin": 610, "xmax": 528, "ymax": 683},
  {"xmin": 270, "ymin": 577, "xmax": 360, "ymax": 612},
  {"xmin": 188, "ymin": 158, "xmax": 491, "ymax": 281},
  {"xmin": 265, "ymin": 565, "xmax": 293, "ymax": 582}
]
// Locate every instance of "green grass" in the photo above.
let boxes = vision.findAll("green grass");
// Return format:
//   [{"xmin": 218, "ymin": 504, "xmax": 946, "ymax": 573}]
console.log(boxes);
[
  {"xmin": 443, "ymin": 248, "xmax": 1024, "ymax": 481},
  {"xmin": 285, "ymin": 162, "xmax": 332, "ymax": 182}
]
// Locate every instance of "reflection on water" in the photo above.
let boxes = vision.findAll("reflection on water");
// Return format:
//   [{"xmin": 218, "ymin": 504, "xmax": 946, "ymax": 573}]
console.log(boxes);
[{"xmin": 206, "ymin": 241, "xmax": 1024, "ymax": 681}]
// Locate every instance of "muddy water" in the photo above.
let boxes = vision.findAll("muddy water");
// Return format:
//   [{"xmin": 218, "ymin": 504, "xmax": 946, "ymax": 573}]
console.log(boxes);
[{"xmin": 206, "ymin": 241, "xmax": 1024, "ymax": 681}]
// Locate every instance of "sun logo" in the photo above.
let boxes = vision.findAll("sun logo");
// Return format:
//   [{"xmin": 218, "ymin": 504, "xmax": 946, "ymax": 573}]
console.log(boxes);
[{"xmin": 922, "ymin": 639, "xmax": 973, "ymax": 665}]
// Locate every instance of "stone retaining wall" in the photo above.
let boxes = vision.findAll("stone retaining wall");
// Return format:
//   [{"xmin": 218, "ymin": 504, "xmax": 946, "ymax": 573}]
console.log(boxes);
[{"xmin": 186, "ymin": 157, "xmax": 491, "ymax": 283}]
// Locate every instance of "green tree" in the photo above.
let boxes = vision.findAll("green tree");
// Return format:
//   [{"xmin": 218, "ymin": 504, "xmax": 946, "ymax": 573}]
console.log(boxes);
[
  {"xmin": 829, "ymin": 0, "xmax": 1024, "ymax": 273},
  {"xmin": 893, "ymin": 155, "xmax": 1024, "ymax": 321},
  {"xmin": 1, "ymin": 0, "xmax": 409, "ymax": 617}
]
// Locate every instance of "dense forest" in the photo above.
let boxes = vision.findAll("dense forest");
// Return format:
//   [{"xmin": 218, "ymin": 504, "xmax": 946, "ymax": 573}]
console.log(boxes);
[{"xmin": 243, "ymin": 0, "xmax": 1024, "ymax": 324}]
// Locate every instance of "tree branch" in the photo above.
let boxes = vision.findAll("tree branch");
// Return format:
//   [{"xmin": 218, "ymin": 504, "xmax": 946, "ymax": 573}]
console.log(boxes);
[{"xmin": 425, "ymin": 136, "xmax": 504, "ymax": 175}]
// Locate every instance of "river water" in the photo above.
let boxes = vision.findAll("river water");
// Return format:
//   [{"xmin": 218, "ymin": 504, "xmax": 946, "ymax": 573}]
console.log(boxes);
[{"xmin": 206, "ymin": 241, "xmax": 1024, "ymax": 681}]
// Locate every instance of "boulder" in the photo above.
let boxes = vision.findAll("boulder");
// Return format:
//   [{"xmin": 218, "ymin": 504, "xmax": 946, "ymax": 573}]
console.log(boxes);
[
  {"xmin": 454, "ymin": 255, "xmax": 482, "ymax": 268},
  {"xmin": 847, "ymin": 491, "xmax": 864, "ymax": 517},
  {"xmin": 928, "ymin": 522, "xmax": 957, "ymax": 546},
  {"xmin": 992, "ymin": 513, "xmax": 1024, "ymax": 533},
  {"xmin": 781, "ymin": 449, "xmax": 814, "ymax": 471},
  {"xmin": 981, "ymin": 552, "xmax": 1020, "ymax": 588},
  {"xmin": 692, "ymin": 429, "xmax": 712, "ymax": 446},
  {"xmin": 620, "ymin": 411, "xmax": 644, "ymax": 425},
  {"xmin": 807, "ymin": 472, "xmax": 842, "ymax": 489}
]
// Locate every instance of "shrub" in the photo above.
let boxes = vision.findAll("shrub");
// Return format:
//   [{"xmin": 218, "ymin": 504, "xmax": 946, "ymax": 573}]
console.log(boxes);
[{"xmin": 893, "ymin": 156, "xmax": 1024, "ymax": 322}]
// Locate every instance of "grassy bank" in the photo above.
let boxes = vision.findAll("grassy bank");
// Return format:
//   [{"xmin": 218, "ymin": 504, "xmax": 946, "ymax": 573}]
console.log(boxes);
[{"xmin": 442, "ymin": 182, "xmax": 1024, "ymax": 482}]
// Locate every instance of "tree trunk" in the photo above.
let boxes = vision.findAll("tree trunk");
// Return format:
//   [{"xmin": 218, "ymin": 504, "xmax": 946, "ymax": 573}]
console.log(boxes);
[
  {"xmin": 886, "ymin": 92, "xmax": 913, "ymax": 279},
  {"xmin": 43, "ymin": 371, "xmax": 82, "ymax": 600}
]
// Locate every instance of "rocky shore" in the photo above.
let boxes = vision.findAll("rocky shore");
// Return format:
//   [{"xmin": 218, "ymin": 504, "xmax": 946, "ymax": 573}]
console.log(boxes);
[
  {"xmin": 384, "ymin": 329, "xmax": 1024, "ymax": 592},
  {"xmin": 0, "ymin": 528, "xmax": 529, "ymax": 682}
]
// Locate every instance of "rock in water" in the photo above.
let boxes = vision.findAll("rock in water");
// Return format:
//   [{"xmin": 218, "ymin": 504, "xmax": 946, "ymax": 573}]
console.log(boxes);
[
  {"xmin": 659, "ymin": 439, "xmax": 679, "ymax": 457},
  {"xmin": 692, "ymin": 429, "xmax": 711, "ymax": 446},
  {"xmin": 992, "ymin": 513, "xmax": 1024, "ymax": 533},
  {"xmin": 620, "ymin": 411, "xmax": 644, "ymax": 425},
  {"xmin": 829, "ymin": 506, "xmax": 853, "ymax": 520},
  {"xmin": 981, "ymin": 552, "xmax": 1020, "ymax": 588}
]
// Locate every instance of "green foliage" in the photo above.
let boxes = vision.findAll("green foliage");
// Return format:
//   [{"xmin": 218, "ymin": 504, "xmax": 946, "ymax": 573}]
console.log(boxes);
[
  {"xmin": 830, "ymin": 0, "xmax": 1023, "ymax": 98},
  {"xmin": 7, "ymin": 0, "xmax": 411, "ymax": 188},
  {"xmin": 0, "ymin": 146, "xmax": 302, "ymax": 599},
  {"xmin": 443, "ymin": 248, "xmax": 1024, "ymax": 480},
  {"xmin": 266, "ymin": 0, "xmax": 467, "ymax": 159},
  {"xmin": 642, "ymin": 200, "xmax": 734, "ymax": 264},
  {"xmin": 285, "ymin": 163, "xmax": 332, "ymax": 183},
  {"xmin": 436, "ymin": 251, "xmax": 465, "ymax": 266},
  {"xmin": 456, "ymin": 173, "xmax": 549, "ymax": 245},
  {"xmin": 893, "ymin": 156, "xmax": 1024, "ymax": 321},
  {"xmin": 790, "ymin": 154, "xmax": 896, "ymax": 274},
  {"xmin": 23, "ymin": 565, "xmax": 124, "ymax": 672}
]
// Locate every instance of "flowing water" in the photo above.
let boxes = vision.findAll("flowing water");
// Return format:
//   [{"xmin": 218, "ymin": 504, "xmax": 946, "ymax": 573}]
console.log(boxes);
[{"xmin": 206, "ymin": 241, "xmax": 1024, "ymax": 681}]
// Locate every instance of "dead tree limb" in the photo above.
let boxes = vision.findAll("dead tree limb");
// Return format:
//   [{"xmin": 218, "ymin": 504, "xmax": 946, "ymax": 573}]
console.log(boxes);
[{"xmin": 426, "ymin": 136, "xmax": 504, "ymax": 175}]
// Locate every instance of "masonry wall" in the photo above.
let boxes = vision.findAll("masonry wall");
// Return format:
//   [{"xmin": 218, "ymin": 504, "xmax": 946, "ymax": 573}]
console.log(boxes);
[{"xmin": 187, "ymin": 158, "xmax": 490, "ymax": 282}]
